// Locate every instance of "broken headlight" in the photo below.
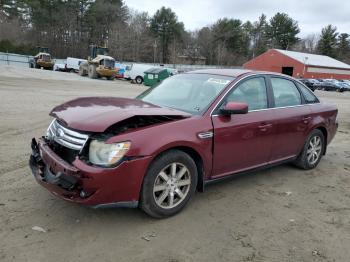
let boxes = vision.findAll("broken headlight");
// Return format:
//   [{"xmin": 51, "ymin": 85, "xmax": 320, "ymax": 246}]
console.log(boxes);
[{"xmin": 88, "ymin": 140, "xmax": 131, "ymax": 167}]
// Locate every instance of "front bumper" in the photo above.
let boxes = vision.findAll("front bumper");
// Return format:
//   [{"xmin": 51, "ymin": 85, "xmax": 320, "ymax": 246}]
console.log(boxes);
[
  {"xmin": 37, "ymin": 60, "xmax": 54, "ymax": 68},
  {"xmin": 29, "ymin": 138, "xmax": 152, "ymax": 208},
  {"xmin": 96, "ymin": 68, "xmax": 118, "ymax": 77}
]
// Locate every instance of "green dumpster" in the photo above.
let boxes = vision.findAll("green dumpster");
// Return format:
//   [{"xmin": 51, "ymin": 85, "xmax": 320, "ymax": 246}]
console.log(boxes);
[{"xmin": 144, "ymin": 67, "xmax": 171, "ymax": 87}]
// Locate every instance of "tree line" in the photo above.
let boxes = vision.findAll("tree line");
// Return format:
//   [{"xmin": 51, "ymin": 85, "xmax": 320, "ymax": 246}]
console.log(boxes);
[{"xmin": 1, "ymin": 0, "xmax": 350, "ymax": 65}]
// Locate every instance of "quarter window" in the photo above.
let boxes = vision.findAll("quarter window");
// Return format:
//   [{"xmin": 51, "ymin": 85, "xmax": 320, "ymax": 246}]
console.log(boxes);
[
  {"xmin": 225, "ymin": 77, "xmax": 268, "ymax": 111},
  {"xmin": 296, "ymin": 82, "xmax": 319, "ymax": 104},
  {"xmin": 271, "ymin": 78, "xmax": 301, "ymax": 107}
]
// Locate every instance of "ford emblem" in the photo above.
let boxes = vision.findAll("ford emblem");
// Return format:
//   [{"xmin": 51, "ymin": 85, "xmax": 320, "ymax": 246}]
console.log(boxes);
[{"xmin": 56, "ymin": 128, "xmax": 64, "ymax": 138}]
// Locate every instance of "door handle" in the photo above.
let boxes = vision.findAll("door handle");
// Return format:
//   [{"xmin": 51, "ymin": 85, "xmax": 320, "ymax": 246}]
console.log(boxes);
[
  {"xmin": 302, "ymin": 116, "xmax": 312, "ymax": 124},
  {"xmin": 258, "ymin": 123, "xmax": 272, "ymax": 131}
]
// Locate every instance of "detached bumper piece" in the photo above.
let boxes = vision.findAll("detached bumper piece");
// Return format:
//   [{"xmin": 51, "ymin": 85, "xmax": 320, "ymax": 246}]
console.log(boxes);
[
  {"xmin": 29, "ymin": 137, "xmax": 149, "ymax": 208},
  {"xmin": 29, "ymin": 138, "xmax": 78, "ymax": 191}
]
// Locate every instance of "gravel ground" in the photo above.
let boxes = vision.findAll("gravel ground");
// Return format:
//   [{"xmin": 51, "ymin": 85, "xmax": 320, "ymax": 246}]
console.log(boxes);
[{"xmin": 1, "ymin": 65, "xmax": 350, "ymax": 262}]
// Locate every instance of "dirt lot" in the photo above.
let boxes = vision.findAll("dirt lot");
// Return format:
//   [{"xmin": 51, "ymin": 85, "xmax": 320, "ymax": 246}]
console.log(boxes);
[{"xmin": 1, "ymin": 65, "xmax": 350, "ymax": 262}]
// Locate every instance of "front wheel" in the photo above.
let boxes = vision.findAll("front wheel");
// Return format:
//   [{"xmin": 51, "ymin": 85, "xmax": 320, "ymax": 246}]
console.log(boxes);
[
  {"xmin": 294, "ymin": 129, "xmax": 325, "ymax": 170},
  {"xmin": 141, "ymin": 150, "xmax": 198, "ymax": 218},
  {"xmin": 88, "ymin": 64, "xmax": 97, "ymax": 79},
  {"xmin": 78, "ymin": 66, "xmax": 86, "ymax": 76}
]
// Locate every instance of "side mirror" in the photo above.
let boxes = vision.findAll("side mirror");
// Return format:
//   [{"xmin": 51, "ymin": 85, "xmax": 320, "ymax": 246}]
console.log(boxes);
[{"xmin": 220, "ymin": 102, "xmax": 248, "ymax": 115}]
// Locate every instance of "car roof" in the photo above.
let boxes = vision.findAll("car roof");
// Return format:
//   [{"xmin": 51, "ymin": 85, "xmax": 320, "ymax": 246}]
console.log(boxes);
[
  {"xmin": 187, "ymin": 69, "xmax": 253, "ymax": 77},
  {"xmin": 187, "ymin": 68, "xmax": 294, "ymax": 79}
]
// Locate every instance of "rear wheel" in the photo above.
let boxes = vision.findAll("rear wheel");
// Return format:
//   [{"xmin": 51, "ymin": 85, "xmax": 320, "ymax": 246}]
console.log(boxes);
[
  {"xmin": 135, "ymin": 76, "xmax": 143, "ymax": 84},
  {"xmin": 88, "ymin": 64, "xmax": 97, "ymax": 79},
  {"xmin": 294, "ymin": 129, "xmax": 324, "ymax": 170},
  {"xmin": 141, "ymin": 150, "xmax": 197, "ymax": 218}
]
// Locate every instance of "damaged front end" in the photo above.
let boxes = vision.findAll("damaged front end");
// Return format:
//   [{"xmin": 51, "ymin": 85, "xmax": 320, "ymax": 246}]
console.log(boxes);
[
  {"xmin": 104, "ymin": 115, "xmax": 187, "ymax": 136},
  {"xmin": 29, "ymin": 106, "xmax": 190, "ymax": 206},
  {"xmin": 30, "ymin": 138, "xmax": 78, "ymax": 191}
]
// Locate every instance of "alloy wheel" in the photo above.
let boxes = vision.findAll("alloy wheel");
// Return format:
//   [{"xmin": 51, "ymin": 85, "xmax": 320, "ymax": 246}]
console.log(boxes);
[
  {"xmin": 306, "ymin": 136, "xmax": 322, "ymax": 165},
  {"xmin": 153, "ymin": 162, "xmax": 191, "ymax": 209}
]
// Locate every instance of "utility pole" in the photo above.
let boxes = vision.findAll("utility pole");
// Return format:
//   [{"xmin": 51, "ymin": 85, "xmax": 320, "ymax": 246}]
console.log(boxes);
[
  {"xmin": 153, "ymin": 40, "xmax": 157, "ymax": 65},
  {"xmin": 303, "ymin": 56, "xmax": 308, "ymax": 77}
]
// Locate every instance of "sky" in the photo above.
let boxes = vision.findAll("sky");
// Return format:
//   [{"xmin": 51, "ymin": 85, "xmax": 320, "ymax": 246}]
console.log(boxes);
[{"xmin": 125, "ymin": 0, "xmax": 350, "ymax": 37}]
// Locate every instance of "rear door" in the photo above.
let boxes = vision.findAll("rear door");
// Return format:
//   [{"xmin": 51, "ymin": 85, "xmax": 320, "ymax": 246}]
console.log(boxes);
[
  {"xmin": 211, "ymin": 76, "xmax": 275, "ymax": 178},
  {"xmin": 268, "ymin": 76, "xmax": 312, "ymax": 162}
]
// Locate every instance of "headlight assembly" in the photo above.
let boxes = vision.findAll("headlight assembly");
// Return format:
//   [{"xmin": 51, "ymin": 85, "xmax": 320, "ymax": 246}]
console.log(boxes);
[{"xmin": 89, "ymin": 140, "xmax": 131, "ymax": 167}]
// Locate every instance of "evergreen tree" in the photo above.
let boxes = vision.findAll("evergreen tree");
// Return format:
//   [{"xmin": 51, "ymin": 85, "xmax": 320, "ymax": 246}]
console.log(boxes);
[
  {"xmin": 150, "ymin": 7, "xmax": 184, "ymax": 63},
  {"xmin": 267, "ymin": 12, "xmax": 300, "ymax": 50},
  {"xmin": 317, "ymin": 25, "xmax": 338, "ymax": 58}
]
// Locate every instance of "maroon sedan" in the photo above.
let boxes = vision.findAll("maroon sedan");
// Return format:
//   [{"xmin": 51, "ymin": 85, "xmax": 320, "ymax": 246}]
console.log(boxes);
[{"xmin": 29, "ymin": 69, "xmax": 338, "ymax": 217}]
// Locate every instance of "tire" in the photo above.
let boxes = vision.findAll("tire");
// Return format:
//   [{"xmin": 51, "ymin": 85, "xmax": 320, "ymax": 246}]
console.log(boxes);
[
  {"xmin": 135, "ymin": 76, "xmax": 143, "ymax": 84},
  {"xmin": 78, "ymin": 66, "xmax": 85, "ymax": 76},
  {"xmin": 88, "ymin": 64, "xmax": 98, "ymax": 79},
  {"xmin": 141, "ymin": 150, "xmax": 198, "ymax": 218},
  {"xmin": 29, "ymin": 63, "xmax": 34, "ymax": 68},
  {"xmin": 294, "ymin": 129, "xmax": 325, "ymax": 170}
]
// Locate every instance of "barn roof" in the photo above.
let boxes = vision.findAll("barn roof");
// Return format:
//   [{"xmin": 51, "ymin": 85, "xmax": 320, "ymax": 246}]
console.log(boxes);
[{"xmin": 275, "ymin": 49, "xmax": 350, "ymax": 69}]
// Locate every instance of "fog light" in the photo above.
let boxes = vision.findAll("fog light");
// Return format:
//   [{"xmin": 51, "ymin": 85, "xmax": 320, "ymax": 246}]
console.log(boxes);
[{"xmin": 80, "ymin": 190, "xmax": 88, "ymax": 198}]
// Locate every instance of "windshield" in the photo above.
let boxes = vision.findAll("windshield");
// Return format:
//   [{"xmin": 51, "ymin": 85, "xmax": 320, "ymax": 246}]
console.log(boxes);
[
  {"xmin": 137, "ymin": 73, "xmax": 234, "ymax": 114},
  {"xmin": 42, "ymin": 55, "xmax": 51, "ymax": 61},
  {"xmin": 104, "ymin": 59, "xmax": 115, "ymax": 68}
]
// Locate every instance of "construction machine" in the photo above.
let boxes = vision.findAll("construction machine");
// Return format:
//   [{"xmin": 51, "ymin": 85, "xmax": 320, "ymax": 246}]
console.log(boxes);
[
  {"xmin": 79, "ymin": 45, "xmax": 117, "ymax": 80},
  {"xmin": 29, "ymin": 47, "xmax": 55, "ymax": 70}
]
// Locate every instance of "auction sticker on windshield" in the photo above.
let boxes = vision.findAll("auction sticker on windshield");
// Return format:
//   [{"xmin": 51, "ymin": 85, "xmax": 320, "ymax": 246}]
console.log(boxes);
[{"xmin": 207, "ymin": 78, "xmax": 231, "ymax": 85}]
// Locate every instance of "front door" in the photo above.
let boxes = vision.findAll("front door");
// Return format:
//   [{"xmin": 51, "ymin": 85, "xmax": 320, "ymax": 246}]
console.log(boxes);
[{"xmin": 212, "ymin": 76, "xmax": 275, "ymax": 178}]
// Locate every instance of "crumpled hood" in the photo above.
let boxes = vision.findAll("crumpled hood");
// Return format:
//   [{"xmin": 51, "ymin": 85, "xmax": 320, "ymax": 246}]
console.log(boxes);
[{"xmin": 50, "ymin": 97, "xmax": 191, "ymax": 132}]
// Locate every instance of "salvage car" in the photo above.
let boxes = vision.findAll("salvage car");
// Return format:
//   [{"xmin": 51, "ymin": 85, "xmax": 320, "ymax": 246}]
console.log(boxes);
[
  {"xmin": 299, "ymin": 78, "xmax": 323, "ymax": 91},
  {"xmin": 320, "ymin": 79, "xmax": 349, "ymax": 92},
  {"xmin": 29, "ymin": 69, "xmax": 338, "ymax": 218}
]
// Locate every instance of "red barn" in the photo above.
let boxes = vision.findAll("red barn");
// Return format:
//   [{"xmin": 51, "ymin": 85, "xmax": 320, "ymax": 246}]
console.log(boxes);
[{"xmin": 244, "ymin": 49, "xmax": 350, "ymax": 80}]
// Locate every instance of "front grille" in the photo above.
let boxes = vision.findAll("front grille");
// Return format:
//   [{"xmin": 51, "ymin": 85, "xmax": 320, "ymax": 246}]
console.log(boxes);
[
  {"xmin": 50, "ymin": 141, "xmax": 79, "ymax": 164},
  {"xmin": 47, "ymin": 120, "xmax": 89, "ymax": 151},
  {"xmin": 42, "ymin": 55, "xmax": 51, "ymax": 61}
]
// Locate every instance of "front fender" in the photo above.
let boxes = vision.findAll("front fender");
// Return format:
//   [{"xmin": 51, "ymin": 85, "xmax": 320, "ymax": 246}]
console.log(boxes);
[{"xmin": 106, "ymin": 116, "xmax": 214, "ymax": 179}]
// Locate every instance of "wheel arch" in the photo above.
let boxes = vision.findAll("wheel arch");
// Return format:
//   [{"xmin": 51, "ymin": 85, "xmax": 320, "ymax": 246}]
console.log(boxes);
[
  {"xmin": 146, "ymin": 145, "xmax": 205, "ymax": 193},
  {"xmin": 315, "ymin": 126, "xmax": 328, "ymax": 155}
]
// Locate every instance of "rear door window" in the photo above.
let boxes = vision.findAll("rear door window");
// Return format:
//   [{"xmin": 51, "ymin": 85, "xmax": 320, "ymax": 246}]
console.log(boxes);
[
  {"xmin": 296, "ymin": 82, "xmax": 319, "ymax": 104},
  {"xmin": 271, "ymin": 78, "xmax": 301, "ymax": 107}
]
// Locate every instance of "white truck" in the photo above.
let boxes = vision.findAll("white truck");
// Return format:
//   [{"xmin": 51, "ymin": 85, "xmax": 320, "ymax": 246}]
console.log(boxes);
[
  {"xmin": 66, "ymin": 57, "xmax": 87, "ymax": 72},
  {"xmin": 53, "ymin": 57, "xmax": 87, "ymax": 73},
  {"xmin": 124, "ymin": 63, "xmax": 155, "ymax": 84}
]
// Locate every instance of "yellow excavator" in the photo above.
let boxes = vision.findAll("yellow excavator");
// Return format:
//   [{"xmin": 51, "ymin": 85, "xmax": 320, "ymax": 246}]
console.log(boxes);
[
  {"xmin": 29, "ymin": 47, "xmax": 54, "ymax": 70},
  {"xmin": 78, "ymin": 45, "xmax": 117, "ymax": 80}
]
